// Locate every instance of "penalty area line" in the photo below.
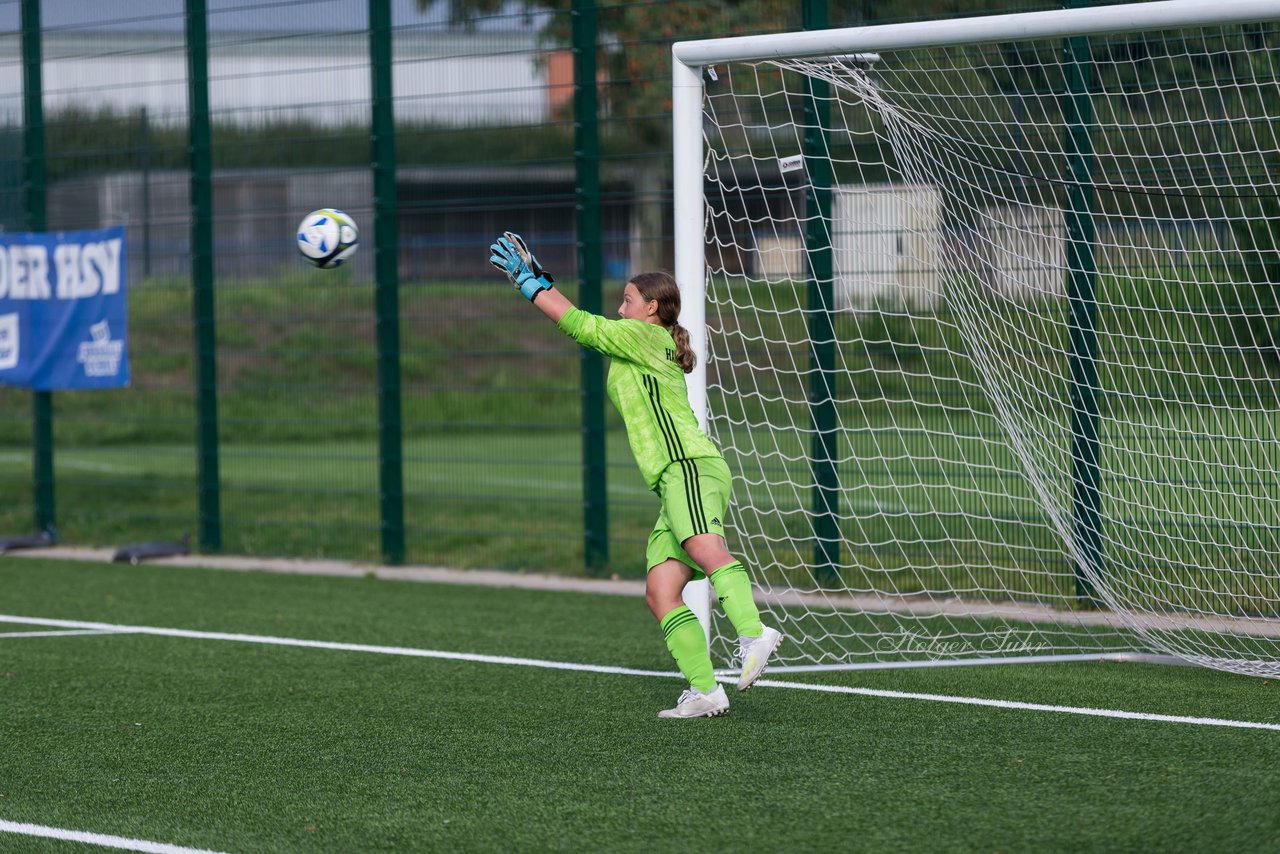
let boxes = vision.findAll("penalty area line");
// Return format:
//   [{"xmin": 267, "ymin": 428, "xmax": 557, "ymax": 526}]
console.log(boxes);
[
  {"xmin": 750, "ymin": 678, "xmax": 1280, "ymax": 732},
  {"xmin": 0, "ymin": 613, "xmax": 681, "ymax": 680},
  {"xmin": 0, "ymin": 819, "xmax": 229, "ymax": 854},
  {"xmin": 1, "ymin": 613, "xmax": 1276, "ymax": 733},
  {"xmin": 0, "ymin": 628, "xmax": 135, "ymax": 640}
]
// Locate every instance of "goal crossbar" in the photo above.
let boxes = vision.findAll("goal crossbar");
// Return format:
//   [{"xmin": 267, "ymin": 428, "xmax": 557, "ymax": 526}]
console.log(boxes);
[{"xmin": 672, "ymin": 0, "xmax": 1280, "ymax": 66}]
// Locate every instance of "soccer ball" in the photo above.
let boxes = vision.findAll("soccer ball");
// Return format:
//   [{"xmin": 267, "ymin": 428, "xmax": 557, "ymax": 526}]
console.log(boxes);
[{"xmin": 296, "ymin": 208, "xmax": 359, "ymax": 268}]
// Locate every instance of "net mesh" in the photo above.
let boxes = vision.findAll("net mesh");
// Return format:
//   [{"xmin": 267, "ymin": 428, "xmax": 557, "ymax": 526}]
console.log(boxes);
[{"xmin": 699, "ymin": 20, "xmax": 1280, "ymax": 677}]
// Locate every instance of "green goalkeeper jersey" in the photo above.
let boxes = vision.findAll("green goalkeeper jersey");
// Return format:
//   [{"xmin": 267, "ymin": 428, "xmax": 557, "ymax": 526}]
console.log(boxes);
[{"xmin": 558, "ymin": 308, "xmax": 722, "ymax": 490}]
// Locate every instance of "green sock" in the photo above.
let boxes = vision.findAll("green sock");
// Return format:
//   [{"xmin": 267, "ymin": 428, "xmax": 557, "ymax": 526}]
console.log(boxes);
[
  {"xmin": 709, "ymin": 561, "xmax": 763, "ymax": 637},
  {"xmin": 659, "ymin": 605, "xmax": 717, "ymax": 693}
]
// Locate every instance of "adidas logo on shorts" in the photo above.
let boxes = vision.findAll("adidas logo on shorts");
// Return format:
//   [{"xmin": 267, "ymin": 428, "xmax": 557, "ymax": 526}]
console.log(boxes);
[{"xmin": 711, "ymin": 516, "xmax": 722, "ymax": 527}]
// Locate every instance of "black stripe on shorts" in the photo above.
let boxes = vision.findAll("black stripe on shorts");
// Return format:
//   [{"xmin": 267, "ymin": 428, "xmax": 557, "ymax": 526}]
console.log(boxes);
[{"xmin": 681, "ymin": 458, "xmax": 709, "ymax": 535}]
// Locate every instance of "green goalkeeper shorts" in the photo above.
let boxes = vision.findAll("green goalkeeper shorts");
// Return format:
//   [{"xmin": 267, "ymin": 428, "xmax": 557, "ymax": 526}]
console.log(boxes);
[{"xmin": 646, "ymin": 456, "xmax": 732, "ymax": 577}]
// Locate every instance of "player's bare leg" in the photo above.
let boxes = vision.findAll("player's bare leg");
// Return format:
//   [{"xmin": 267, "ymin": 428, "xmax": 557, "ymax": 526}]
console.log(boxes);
[
  {"xmin": 683, "ymin": 534, "xmax": 783, "ymax": 691},
  {"xmin": 648, "ymin": 560, "xmax": 729, "ymax": 718}
]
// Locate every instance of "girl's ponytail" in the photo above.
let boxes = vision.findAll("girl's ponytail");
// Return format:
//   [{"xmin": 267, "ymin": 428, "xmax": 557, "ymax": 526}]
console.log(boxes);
[{"xmin": 670, "ymin": 322, "xmax": 696, "ymax": 374}]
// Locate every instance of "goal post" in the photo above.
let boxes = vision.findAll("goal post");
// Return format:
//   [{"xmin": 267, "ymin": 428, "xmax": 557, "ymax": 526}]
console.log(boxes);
[{"xmin": 673, "ymin": 0, "xmax": 1280, "ymax": 678}]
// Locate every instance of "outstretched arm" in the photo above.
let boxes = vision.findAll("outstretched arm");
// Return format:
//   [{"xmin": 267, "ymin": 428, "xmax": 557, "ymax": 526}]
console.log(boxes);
[
  {"xmin": 489, "ymin": 232, "xmax": 574, "ymax": 323},
  {"xmin": 489, "ymin": 235, "xmax": 661, "ymax": 363},
  {"xmin": 528, "ymin": 286, "xmax": 575, "ymax": 324}
]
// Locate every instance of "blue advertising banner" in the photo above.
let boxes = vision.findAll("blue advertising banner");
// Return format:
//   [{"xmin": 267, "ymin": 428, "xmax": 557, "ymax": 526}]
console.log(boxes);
[{"xmin": 0, "ymin": 226, "xmax": 129, "ymax": 391}]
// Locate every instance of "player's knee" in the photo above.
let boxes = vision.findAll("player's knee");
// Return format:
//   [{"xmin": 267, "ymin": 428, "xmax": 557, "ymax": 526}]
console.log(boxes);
[
  {"xmin": 683, "ymin": 534, "xmax": 732, "ymax": 574},
  {"xmin": 644, "ymin": 586, "xmax": 664, "ymax": 619},
  {"xmin": 646, "ymin": 582, "xmax": 685, "ymax": 620},
  {"xmin": 645, "ymin": 580, "xmax": 672, "ymax": 618}
]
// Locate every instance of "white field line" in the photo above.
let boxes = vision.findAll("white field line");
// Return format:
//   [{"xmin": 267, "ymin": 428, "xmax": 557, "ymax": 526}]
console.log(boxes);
[
  {"xmin": 0, "ymin": 819, "xmax": 229, "ymax": 854},
  {"xmin": 763, "ymin": 651, "xmax": 1190, "ymax": 672},
  {"xmin": 750, "ymin": 678, "xmax": 1280, "ymax": 732},
  {"xmin": 2, "ymin": 614, "xmax": 1276, "ymax": 733},
  {"xmin": 0, "ymin": 628, "xmax": 132, "ymax": 640},
  {"xmin": 16, "ymin": 548, "xmax": 1278, "ymax": 640},
  {"xmin": 0, "ymin": 614, "xmax": 681, "ymax": 680}
]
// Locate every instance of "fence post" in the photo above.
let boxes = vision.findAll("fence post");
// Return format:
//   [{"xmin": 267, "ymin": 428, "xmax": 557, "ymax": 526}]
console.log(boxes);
[
  {"xmin": 1064, "ymin": 0, "xmax": 1100, "ymax": 603},
  {"xmin": 573, "ymin": 0, "xmax": 609, "ymax": 574},
  {"xmin": 370, "ymin": 0, "xmax": 406, "ymax": 566},
  {"xmin": 140, "ymin": 106, "xmax": 152, "ymax": 279},
  {"xmin": 21, "ymin": 0, "xmax": 54, "ymax": 541},
  {"xmin": 802, "ymin": 0, "xmax": 840, "ymax": 585},
  {"xmin": 368, "ymin": 1, "xmax": 401, "ymax": 568},
  {"xmin": 186, "ymin": 0, "xmax": 222, "ymax": 552}
]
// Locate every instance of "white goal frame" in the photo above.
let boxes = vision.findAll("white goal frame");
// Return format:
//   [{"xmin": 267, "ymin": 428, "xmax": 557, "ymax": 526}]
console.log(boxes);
[{"xmin": 672, "ymin": 0, "xmax": 1280, "ymax": 672}]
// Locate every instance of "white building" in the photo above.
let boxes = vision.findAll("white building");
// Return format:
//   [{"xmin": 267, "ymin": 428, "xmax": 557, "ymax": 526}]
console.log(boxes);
[
  {"xmin": 755, "ymin": 184, "xmax": 945, "ymax": 308},
  {"xmin": 0, "ymin": 28, "xmax": 550, "ymax": 127},
  {"xmin": 754, "ymin": 185, "xmax": 1076, "ymax": 308}
]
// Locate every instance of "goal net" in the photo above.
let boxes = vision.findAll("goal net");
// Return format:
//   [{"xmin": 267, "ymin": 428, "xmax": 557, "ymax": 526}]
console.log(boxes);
[{"xmin": 673, "ymin": 0, "xmax": 1280, "ymax": 678}]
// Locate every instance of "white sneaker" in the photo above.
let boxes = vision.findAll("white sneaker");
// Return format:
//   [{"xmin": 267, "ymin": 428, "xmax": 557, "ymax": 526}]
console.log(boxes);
[
  {"xmin": 737, "ymin": 626, "xmax": 783, "ymax": 691},
  {"xmin": 657, "ymin": 685, "xmax": 730, "ymax": 719}
]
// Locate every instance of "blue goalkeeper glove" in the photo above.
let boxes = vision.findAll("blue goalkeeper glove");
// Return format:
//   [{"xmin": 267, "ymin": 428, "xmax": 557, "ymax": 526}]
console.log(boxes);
[
  {"xmin": 489, "ymin": 232, "xmax": 554, "ymax": 302},
  {"xmin": 505, "ymin": 231, "xmax": 554, "ymax": 285}
]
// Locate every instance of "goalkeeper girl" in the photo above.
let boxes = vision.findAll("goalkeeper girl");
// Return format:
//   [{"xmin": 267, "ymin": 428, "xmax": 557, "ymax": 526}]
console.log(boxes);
[{"xmin": 489, "ymin": 232, "xmax": 782, "ymax": 719}]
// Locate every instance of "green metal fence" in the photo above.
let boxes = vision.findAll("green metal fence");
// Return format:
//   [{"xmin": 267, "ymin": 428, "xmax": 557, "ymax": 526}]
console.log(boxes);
[{"xmin": 0, "ymin": 0, "xmax": 1066, "ymax": 576}]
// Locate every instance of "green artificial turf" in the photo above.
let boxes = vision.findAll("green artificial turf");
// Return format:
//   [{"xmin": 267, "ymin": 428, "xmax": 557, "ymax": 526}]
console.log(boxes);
[{"xmin": 0, "ymin": 557, "xmax": 1278, "ymax": 852}]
